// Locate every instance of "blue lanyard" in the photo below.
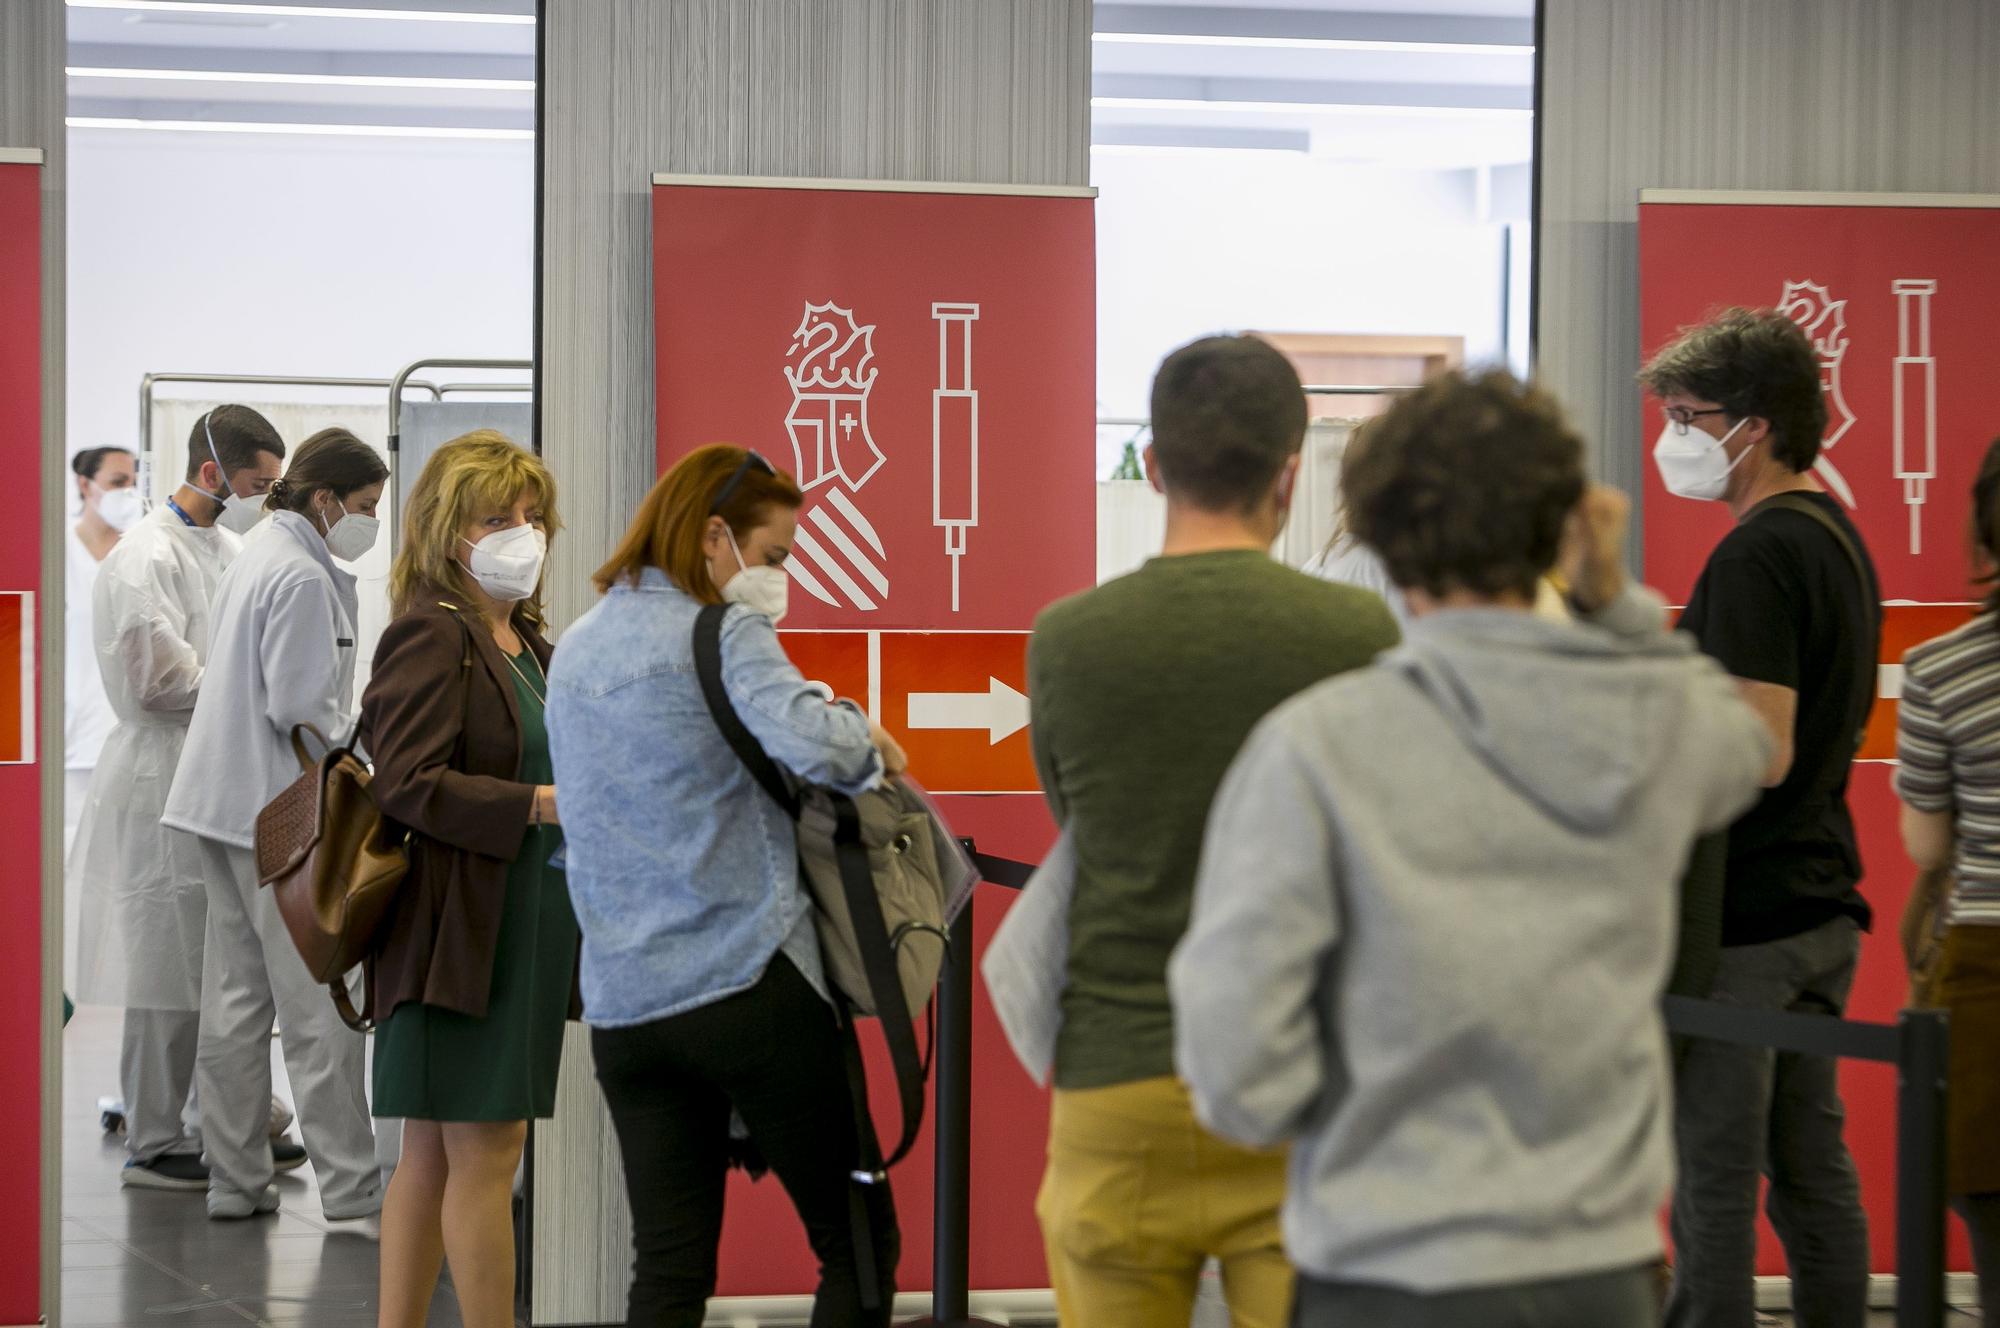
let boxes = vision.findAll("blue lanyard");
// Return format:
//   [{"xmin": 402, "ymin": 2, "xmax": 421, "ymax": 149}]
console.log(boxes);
[{"xmin": 164, "ymin": 496, "xmax": 198, "ymax": 528}]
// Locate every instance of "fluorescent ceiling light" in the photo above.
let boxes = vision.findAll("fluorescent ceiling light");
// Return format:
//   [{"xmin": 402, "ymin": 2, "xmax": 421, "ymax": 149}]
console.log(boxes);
[
  {"xmin": 68, "ymin": 115, "xmax": 532, "ymax": 139},
  {"xmin": 66, "ymin": 1, "xmax": 533, "ymax": 23},
  {"xmin": 1093, "ymin": 33, "xmax": 1527, "ymax": 56},
  {"xmin": 1090, "ymin": 143, "xmax": 1305, "ymax": 158},
  {"xmin": 1092, "ymin": 96, "xmax": 1531, "ymax": 119},
  {"xmin": 68, "ymin": 66, "xmax": 532, "ymax": 91}
]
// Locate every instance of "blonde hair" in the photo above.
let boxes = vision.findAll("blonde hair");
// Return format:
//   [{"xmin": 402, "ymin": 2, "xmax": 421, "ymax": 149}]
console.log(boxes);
[{"xmin": 391, "ymin": 430, "xmax": 562, "ymax": 623}]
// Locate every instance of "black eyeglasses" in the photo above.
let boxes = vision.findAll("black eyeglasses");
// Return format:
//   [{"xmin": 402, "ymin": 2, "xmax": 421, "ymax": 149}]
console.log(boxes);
[
  {"xmin": 1661, "ymin": 406, "xmax": 1732, "ymax": 436},
  {"xmin": 710, "ymin": 450, "xmax": 776, "ymax": 513}
]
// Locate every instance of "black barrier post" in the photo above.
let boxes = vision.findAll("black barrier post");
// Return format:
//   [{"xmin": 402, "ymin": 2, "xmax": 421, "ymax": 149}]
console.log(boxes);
[
  {"xmin": 1895, "ymin": 1008, "xmax": 1949, "ymax": 1328},
  {"xmin": 906, "ymin": 854, "xmax": 1006, "ymax": 1328}
]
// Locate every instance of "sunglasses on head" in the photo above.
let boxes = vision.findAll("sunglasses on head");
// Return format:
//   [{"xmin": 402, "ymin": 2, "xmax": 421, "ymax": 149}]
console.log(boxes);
[{"xmin": 710, "ymin": 450, "xmax": 776, "ymax": 514}]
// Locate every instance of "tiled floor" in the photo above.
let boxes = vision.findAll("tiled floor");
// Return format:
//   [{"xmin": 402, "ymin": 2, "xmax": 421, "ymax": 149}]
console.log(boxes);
[
  {"xmin": 61, "ymin": 1004, "xmax": 464, "ymax": 1328},
  {"xmin": 59, "ymin": 1006, "xmax": 1979, "ymax": 1328}
]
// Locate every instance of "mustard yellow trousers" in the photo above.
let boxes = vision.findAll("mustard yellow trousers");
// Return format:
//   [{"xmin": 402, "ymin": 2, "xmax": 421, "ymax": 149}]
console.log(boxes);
[{"xmin": 1037, "ymin": 1075, "xmax": 1293, "ymax": 1328}]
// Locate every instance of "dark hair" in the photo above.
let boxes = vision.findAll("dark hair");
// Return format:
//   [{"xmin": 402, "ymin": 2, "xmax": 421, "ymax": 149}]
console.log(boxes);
[
  {"xmin": 71, "ymin": 446, "xmax": 134, "ymax": 482},
  {"xmin": 1972, "ymin": 437, "xmax": 2000, "ymax": 620},
  {"xmin": 1148, "ymin": 335, "xmax": 1307, "ymax": 512},
  {"xmin": 595, "ymin": 444, "xmax": 804, "ymax": 599},
  {"xmin": 185, "ymin": 404, "xmax": 285, "ymax": 483},
  {"xmin": 266, "ymin": 427, "xmax": 388, "ymax": 514},
  {"xmin": 1638, "ymin": 307, "xmax": 1826, "ymax": 473},
  {"xmin": 1345, "ymin": 369, "xmax": 1585, "ymax": 601}
]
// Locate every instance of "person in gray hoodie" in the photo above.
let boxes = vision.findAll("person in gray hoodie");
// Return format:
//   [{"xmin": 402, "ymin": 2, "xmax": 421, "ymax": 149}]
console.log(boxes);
[{"xmin": 1170, "ymin": 370, "xmax": 1773, "ymax": 1328}]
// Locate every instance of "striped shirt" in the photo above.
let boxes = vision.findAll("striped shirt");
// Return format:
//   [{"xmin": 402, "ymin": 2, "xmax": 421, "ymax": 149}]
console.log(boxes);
[{"xmin": 1897, "ymin": 613, "xmax": 2000, "ymax": 924}]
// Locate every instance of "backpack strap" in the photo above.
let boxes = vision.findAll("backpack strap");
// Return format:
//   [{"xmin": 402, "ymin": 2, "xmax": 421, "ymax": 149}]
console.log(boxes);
[
  {"xmin": 1743, "ymin": 493, "xmax": 1882, "ymax": 754},
  {"xmin": 829, "ymin": 791, "xmax": 930, "ymax": 1168},
  {"xmin": 838, "ymin": 1012, "xmax": 890, "ymax": 1312},
  {"xmin": 692, "ymin": 605, "xmax": 907, "ymax": 1306},
  {"xmin": 693, "ymin": 604, "xmax": 800, "ymax": 816}
]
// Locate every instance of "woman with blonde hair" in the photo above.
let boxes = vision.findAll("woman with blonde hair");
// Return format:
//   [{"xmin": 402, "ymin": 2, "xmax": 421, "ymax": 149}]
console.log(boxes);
[{"xmin": 358, "ymin": 430, "xmax": 576, "ymax": 1328}]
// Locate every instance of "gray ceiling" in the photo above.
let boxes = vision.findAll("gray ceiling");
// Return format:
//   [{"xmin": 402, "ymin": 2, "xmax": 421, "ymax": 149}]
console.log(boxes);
[{"xmin": 66, "ymin": 0, "xmax": 1533, "ymax": 164}]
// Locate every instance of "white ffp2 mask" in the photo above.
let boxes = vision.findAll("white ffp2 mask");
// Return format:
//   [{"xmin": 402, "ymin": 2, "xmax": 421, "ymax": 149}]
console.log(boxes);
[
  {"xmin": 462, "ymin": 524, "xmax": 547, "ymax": 602},
  {"xmin": 321, "ymin": 497, "xmax": 380, "ymax": 563},
  {"xmin": 720, "ymin": 529, "xmax": 789, "ymax": 623},
  {"xmin": 204, "ymin": 414, "xmax": 268, "ymax": 536},
  {"xmin": 94, "ymin": 484, "xmax": 146, "ymax": 533},
  {"xmin": 1653, "ymin": 417, "xmax": 1750, "ymax": 503}
]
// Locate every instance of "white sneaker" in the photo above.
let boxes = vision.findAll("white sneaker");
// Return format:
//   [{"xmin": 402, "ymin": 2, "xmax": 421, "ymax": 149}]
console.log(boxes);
[
  {"xmin": 207, "ymin": 1184, "xmax": 281, "ymax": 1220},
  {"xmin": 323, "ymin": 1191, "xmax": 383, "ymax": 1223},
  {"xmin": 267, "ymin": 1095, "xmax": 295, "ymax": 1138}
]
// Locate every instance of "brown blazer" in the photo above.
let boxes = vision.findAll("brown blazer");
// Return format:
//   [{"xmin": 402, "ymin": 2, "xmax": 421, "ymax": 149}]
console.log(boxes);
[{"xmin": 360, "ymin": 586, "xmax": 579, "ymax": 1022}]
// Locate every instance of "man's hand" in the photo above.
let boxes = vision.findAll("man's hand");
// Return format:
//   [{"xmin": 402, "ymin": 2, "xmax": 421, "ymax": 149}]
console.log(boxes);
[{"xmin": 1559, "ymin": 485, "xmax": 1631, "ymax": 614}]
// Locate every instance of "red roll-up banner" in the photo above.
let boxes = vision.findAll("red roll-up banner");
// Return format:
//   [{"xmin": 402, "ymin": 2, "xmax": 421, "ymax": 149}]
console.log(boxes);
[
  {"xmin": 1641, "ymin": 191, "xmax": 2000, "ymax": 1276},
  {"xmin": 652, "ymin": 176, "xmax": 1096, "ymax": 1296},
  {"xmin": 0, "ymin": 156, "xmax": 44, "ymax": 1324}
]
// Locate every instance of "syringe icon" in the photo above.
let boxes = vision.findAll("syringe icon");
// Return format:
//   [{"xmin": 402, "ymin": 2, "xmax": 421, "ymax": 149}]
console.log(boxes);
[
  {"xmin": 932, "ymin": 303, "xmax": 981, "ymax": 612},
  {"xmin": 1893, "ymin": 279, "xmax": 1939, "ymax": 555}
]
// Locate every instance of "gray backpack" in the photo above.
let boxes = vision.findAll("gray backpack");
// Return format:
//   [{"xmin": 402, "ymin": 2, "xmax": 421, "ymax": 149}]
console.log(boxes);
[{"xmin": 693, "ymin": 604, "xmax": 963, "ymax": 1168}]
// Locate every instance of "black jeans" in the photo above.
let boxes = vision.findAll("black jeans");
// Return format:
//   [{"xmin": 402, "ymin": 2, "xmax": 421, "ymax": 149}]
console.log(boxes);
[
  {"xmin": 1667, "ymin": 917, "xmax": 1868, "ymax": 1328},
  {"xmin": 591, "ymin": 955, "xmax": 900, "ymax": 1328}
]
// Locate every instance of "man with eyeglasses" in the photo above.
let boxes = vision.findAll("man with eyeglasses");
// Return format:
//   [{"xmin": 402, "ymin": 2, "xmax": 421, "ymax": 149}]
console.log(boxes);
[{"xmin": 1641, "ymin": 308, "xmax": 1880, "ymax": 1328}]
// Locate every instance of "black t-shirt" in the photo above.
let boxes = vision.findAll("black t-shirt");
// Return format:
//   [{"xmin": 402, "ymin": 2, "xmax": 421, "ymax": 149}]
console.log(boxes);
[{"xmin": 1678, "ymin": 491, "xmax": 1879, "ymax": 946}]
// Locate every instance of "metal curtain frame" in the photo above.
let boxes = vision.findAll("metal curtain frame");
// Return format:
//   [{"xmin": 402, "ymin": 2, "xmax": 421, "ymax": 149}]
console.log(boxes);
[
  {"xmin": 384, "ymin": 357, "xmax": 535, "ymax": 554},
  {"xmin": 385, "ymin": 356, "xmax": 535, "ymax": 451},
  {"xmin": 139, "ymin": 371, "xmax": 451, "ymax": 486}
]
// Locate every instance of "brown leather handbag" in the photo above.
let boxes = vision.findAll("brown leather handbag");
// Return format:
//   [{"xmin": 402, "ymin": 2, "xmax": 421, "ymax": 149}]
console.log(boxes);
[{"xmin": 254, "ymin": 723, "xmax": 408, "ymax": 1030}]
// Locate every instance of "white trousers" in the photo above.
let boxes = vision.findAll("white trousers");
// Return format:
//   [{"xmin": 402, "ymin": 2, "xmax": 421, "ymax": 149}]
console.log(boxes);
[
  {"xmin": 120, "ymin": 1007, "xmax": 201, "ymax": 1162},
  {"xmin": 62, "ymin": 768, "xmax": 89, "ymax": 991},
  {"xmin": 189, "ymin": 834, "xmax": 379, "ymax": 1218}
]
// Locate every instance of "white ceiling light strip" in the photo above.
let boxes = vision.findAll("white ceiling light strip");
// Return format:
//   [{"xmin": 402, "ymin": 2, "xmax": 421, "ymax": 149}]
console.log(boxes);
[
  {"xmin": 68, "ymin": 66, "xmax": 532, "ymax": 90},
  {"xmin": 1090, "ymin": 143, "xmax": 1306, "ymax": 158},
  {"xmin": 66, "ymin": 0, "xmax": 533, "ymax": 23},
  {"xmin": 1091, "ymin": 97, "xmax": 1530, "ymax": 119},
  {"xmin": 68, "ymin": 115, "xmax": 532, "ymax": 139},
  {"xmin": 1092, "ymin": 33, "xmax": 1527, "ymax": 57}
]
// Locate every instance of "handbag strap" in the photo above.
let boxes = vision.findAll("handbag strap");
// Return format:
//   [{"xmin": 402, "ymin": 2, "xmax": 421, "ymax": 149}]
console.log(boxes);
[
  {"xmin": 1744, "ymin": 492, "xmax": 1882, "ymax": 754},
  {"xmin": 290, "ymin": 722, "xmax": 331, "ymax": 773},
  {"xmin": 331, "ymin": 979, "xmax": 373, "ymax": 1033},
  {"xmin": 692, "ymin": 604, "xmax": 800, "ymax": 817}
]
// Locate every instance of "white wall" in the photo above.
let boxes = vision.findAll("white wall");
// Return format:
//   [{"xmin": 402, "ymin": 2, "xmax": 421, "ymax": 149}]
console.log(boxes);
[
  {"xmin": 65, "ymin": 128, "xmax": 533, "ymax": 462},
  {"xmin": 1091, "ymin": 147, "xmax": 1514, "ymax": 456}
]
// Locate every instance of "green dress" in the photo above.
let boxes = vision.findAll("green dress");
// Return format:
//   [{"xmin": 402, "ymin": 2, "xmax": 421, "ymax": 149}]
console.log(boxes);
[{"xmin": 372, "ymin": 647, "xmax": 579, "ymax": 1121}]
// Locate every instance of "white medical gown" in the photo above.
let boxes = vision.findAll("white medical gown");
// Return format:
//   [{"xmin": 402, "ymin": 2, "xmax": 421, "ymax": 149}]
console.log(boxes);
[
  {"xmin": 64, "ymin": 523, "xmax": 118, "ymax": 772},
  {"xmin": 71, "ymin": 505, "xmax": 238, "ymax": 1009}
]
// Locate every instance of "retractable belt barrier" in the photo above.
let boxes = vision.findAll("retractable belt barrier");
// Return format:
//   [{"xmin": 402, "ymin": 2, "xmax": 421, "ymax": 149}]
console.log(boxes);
[{"xmin": 910, "ymin": 850, "xmax": 1951, "ymax": 1328}]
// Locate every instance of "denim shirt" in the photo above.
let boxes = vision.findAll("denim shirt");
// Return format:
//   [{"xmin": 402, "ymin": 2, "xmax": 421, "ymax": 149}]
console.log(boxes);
[{"xmin": 545, "ymin": 569, "xmax": 882, "ymax": 1027}]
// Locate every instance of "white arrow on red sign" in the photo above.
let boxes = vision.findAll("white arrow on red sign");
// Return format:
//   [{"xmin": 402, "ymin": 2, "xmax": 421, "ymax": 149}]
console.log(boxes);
[{"xmin": 907, "ymin": 677, "xmax": 1030, "ymax": 745}]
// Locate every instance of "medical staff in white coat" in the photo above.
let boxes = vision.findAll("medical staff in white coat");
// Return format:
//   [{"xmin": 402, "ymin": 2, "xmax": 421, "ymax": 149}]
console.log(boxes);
[
  {"xmin": 72, "ymin": 409, "xmax": 296, "ymax": 1189},
  {"xmin": 64, "ymin": 446, "xmax": 139, "ymax": 984},
  {"xmin": 162, "ymin": 426, "xmax": 388, "ymax": 1221}
]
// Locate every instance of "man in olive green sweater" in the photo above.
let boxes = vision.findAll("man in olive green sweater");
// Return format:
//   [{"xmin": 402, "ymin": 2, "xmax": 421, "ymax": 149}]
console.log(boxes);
[{"xmin": 1028, "ymin": 335, "xmax": 1398, "ymax": 1328}]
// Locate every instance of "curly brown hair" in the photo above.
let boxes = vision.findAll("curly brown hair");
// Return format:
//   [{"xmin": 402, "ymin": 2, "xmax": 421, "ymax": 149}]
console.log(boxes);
[
  {"xmin": 1638, "ymin": 307, "xmax": 1827, "ymax": 473},
  {"xmin": 1344, "ymin": 369, "xmax": 1584, "ymax": 601}
]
